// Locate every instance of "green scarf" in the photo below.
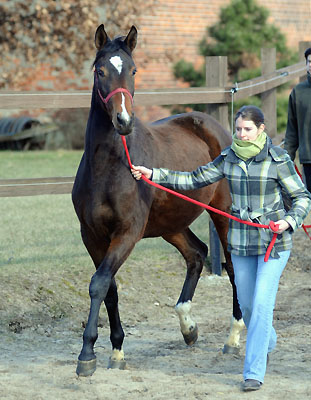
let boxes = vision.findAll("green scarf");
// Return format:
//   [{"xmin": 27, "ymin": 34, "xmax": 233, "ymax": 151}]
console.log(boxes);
[{"xmin": 231, "ymin": 131, "xmax": 267, "ymax": 161}]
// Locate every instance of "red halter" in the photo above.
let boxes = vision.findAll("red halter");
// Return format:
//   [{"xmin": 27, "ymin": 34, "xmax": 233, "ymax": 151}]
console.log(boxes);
[
  {"xmin": 94, "ymin": 69, "xmax": 134, "ymax": 105},
  {"xmin": 98, "ymin": 87, "xmax": 133, "ymax": 105}
]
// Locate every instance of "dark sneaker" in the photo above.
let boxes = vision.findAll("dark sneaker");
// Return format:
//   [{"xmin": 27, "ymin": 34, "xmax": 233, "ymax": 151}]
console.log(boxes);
[{"xmin": 242, "ymin": 379, "xmax": 262, "ymax": 391}]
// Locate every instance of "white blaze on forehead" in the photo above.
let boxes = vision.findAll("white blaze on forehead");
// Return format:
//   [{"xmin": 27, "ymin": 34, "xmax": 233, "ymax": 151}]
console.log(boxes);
[
  {"xmin": 110, "ymin": 56, "xmax": 123, "ymax": 74},
  {"xmin": 120, "ymin": 93, "xmax": 130, "ymax": 122}
]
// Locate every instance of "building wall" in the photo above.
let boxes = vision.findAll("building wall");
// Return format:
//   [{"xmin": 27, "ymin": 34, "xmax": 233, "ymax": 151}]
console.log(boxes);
[
  {"xmin": 6, "ymin": 0, "xmax": 311, "ymax": 93},
  {"xmin": 134, "ymin": 0, "xmax": 311, "ymax": 89}
]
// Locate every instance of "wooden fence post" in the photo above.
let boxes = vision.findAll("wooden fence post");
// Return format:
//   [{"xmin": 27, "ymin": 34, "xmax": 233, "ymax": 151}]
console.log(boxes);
[
  {"xmin": 208, "ymin": 219, "xmax": 222, "ymax": 275},
  {"xmin": 299, "ymin": 41, "xmax": 311, "ymax": 82},
  {"xmin": 261, "ymin": 48, "xmax": 277, "ymax": 137},
  {"xmin": 205, "ymin": 56, "xmax": 229, "ymax": 130},
  {"xmin": 205, "ymin": 56, "xmax": 228, "ymax": 275}
]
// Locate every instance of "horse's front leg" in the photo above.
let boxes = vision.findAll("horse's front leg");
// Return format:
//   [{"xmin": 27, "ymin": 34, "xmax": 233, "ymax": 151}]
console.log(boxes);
[
  {"xmin": 76, "ymin": 238, "xmax": 135, "ymax": 377},
  {"xmin": 163, "ymin": 229, "xmax": 207, "ymax": 346},
  {"xmin": 76, "ymin": 267, "xmax": 112, "ymax": 376},
  {"xmin": 105, "ymin": 278, "xmax": 126, "ymax": 370}
]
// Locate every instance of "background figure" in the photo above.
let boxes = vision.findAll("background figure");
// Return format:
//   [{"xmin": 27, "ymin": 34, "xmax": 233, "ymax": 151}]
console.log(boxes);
[{"xmin": 284, "ymin": 48, "xmax": 311, "ymax": 192}]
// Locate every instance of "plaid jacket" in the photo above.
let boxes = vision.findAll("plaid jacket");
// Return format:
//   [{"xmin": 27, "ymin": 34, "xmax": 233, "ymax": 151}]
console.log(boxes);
[{"xmin": 152, "ymin": 138, "xmax": 311, "ymax": 257}]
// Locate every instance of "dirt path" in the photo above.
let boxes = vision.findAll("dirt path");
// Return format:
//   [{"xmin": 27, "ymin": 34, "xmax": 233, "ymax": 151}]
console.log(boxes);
[{"xmin": 1, "ymin": 224, "xmax": 311, "ymax": 400}]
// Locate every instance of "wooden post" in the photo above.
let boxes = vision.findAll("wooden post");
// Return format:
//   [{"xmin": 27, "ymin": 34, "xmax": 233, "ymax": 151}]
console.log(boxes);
[
  {"xmin": 299, "ymin": 41, "xmax": 311, "ymax": 83},
  {"xmin": 208, "ymin": 219, "xmax": 222, "ymax": 275},
  {"xmin": 205, "ymin": 56, "xmax": 228, "ymax": 275},
  {"xmin": 261, "ymin": 48, "xmax": 277, "ymax": 137},
  {"xmin": 205, "ymin": 56, "xmax": 229, "ymax": 130}
]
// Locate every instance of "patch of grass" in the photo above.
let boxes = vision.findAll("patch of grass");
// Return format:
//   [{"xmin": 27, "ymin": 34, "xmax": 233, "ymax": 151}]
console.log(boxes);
[
  {"xmin": 0, "ymin": 149, "xmax": 83, "ymax": 178},
  {"xmin": 62, "ymin": 278, "xmax": 89, "ymax": 298},
  {"xmin": 0, "ymin": 195, "xmax": 87, "ymax": 268}
]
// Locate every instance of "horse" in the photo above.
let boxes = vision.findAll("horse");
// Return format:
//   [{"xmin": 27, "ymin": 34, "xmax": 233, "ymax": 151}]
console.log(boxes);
[{"xmin": 72, "ymin": 24, "xmax": 244, "ymax": 377}]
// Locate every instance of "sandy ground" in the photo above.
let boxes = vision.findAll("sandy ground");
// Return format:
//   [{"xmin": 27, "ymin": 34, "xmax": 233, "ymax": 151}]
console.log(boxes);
[{"xmin": 1, "ymin": 218, "xmax": 311, "ymax": 400}]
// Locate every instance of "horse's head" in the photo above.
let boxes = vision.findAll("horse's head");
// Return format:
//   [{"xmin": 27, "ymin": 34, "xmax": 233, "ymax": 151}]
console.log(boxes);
[{"xmin": 93, "ymin": 24, "xmax": 137, "ymax": 135}]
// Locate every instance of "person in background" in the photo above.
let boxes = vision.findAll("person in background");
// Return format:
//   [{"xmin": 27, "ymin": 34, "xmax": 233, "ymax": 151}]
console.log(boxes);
[
  {"xmin": 131, "ymin": 105, "xmax": 311, "ymax": 392},
  {"xmin": 284, "ymin": 47, "xmax": 311, "ymax": 192}
]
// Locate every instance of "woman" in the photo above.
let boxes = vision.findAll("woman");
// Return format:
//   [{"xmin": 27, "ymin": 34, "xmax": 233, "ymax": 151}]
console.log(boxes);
[{"xmin": 131, "ymin": 105, "xmax": 311, "ymax": 391}]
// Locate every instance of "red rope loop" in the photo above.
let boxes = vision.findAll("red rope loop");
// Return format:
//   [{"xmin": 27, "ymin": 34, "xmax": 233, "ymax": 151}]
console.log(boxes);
[{"xmin": 122, "ymin": 136, "xmax": 280, "ymax": 262}]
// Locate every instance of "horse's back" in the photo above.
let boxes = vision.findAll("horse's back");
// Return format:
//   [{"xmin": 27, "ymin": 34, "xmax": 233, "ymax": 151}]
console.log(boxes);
[{"xmin": 147, "ymin": 111, "xmax": 231, "ymax": 170}]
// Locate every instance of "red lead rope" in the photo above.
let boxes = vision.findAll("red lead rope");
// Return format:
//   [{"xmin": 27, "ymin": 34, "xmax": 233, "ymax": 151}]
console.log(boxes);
[
  {"xmin": 294, "ymin": 165, "xmax": 311, "ymax": 240},
  {"xmin": 121, "ymin": 136, "xmax": 279, "ymax": 262}
]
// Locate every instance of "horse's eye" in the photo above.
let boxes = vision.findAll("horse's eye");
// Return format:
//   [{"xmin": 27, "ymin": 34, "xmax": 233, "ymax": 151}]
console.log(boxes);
[
  {"xmin": 132, "ymin": 68, "xmax": 137, "ymax": 76},
  {"xmin": 97, "ymin": 69, "xmax": 105, "ymax": 77}
]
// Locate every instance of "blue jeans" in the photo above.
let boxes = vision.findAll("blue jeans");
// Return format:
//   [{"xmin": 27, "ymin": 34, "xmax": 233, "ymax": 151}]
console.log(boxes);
[{"xmin": 231, "ymin": 251, "xmax": 290, "ymax": 383}]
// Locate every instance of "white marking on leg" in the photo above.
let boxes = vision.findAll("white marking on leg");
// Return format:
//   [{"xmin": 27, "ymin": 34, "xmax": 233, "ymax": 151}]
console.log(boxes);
[
  {"xmin": 120, "ymin": 93, "xmax": 130, "ymax": 122},
  {"xmin": 175, "ymin": 301, "xmax": 196, "ymax": 335},
  {"xmin": 110, "ymin": 348, "xmax": 124, "ymax": 361},
  {"xmin": 225, "ymin": 316, "xmax": 245, "ymax": 347},
  {"xmin": 110, "ymin": 56, "xmax": 123, "ymax": 74}
]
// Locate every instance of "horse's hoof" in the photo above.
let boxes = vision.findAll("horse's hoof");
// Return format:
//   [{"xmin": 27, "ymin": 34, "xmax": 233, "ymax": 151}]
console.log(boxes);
[
  {"xmin": 222, "ymin": 344, "xmax": 240, "ymax": 355},
  {"xmin": 108, "ymin": 357, "xmax": 126, "ymax": 370},
  {"xmin": 76, "ymin": 358, "xmax": 97, "ymax": 376},
  {"xmin": 183, "ymin": 324, "xmax": 198, "ymax": 346}
]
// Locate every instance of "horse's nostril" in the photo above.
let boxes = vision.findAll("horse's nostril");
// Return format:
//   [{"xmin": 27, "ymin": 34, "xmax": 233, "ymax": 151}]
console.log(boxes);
[
  {"xmin": 117, "ymin": 113, "xmax": 134, "ymax": 129},
  {"xmin": 117, "ymin": 113, "xmax": 124, "ymax": 126}
]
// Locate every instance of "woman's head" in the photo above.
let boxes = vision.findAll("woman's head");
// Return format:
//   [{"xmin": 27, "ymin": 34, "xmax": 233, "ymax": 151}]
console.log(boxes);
[{"xmin": 235, "ymin": 105, "xmax": 265, "ymax": 141}]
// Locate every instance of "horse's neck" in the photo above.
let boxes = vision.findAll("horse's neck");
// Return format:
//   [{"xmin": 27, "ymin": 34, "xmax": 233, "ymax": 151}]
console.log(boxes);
[
  {"xmin": 84, "ymin": 93, "xmax": 151, "ymax": 172},
  {"xmin": 85, "ymin": 102, "xmax": 114, "ymax": 149},
  {"xmin": 84, "ymin": 105, "xmax": 130, "ymax": 176}
]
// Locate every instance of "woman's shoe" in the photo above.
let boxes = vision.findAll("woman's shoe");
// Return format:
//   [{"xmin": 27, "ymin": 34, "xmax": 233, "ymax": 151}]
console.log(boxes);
[{"xmin": 242, "ymin": 379, "xmax": 262, "ymax": 391}]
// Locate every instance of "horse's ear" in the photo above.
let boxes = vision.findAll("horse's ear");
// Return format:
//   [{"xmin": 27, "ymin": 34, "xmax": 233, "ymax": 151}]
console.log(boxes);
[
  {"xmin": 124, "ymin": 26, "xmax": 137, "ymax": 52},
  {"xmin": 95, "ymin": 24, "xmax": 110, "ymax": 50}
]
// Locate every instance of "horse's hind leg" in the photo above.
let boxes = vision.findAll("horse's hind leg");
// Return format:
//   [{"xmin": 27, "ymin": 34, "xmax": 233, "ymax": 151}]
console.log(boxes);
[
  {"xmin": 163, "ymin": 228, "xmax": 208, "ymax": 346},
  {"xmin": 208, "ymin": 211, "xmax": 244, "ymax": 354},
  {"xmin": 221, "ymin": 261, "xmax": 244, "ymax": 354}
]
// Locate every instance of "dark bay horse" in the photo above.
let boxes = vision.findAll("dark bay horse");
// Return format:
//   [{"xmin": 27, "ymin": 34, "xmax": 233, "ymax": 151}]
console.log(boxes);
[{"xmin": 72, "ymin": 24, "xmax": 243, "ymax": 377}]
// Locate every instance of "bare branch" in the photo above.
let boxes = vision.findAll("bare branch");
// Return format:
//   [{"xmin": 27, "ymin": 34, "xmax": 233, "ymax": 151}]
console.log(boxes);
[{"xmin": 0, "ymin": 0, "xmax": 157, "ymax": 89}]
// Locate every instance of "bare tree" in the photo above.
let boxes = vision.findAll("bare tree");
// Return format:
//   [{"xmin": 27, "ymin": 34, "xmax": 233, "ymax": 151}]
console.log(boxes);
[{"xmin": 0, "ymin": 0, "xmax": 156, "ymax": 89}]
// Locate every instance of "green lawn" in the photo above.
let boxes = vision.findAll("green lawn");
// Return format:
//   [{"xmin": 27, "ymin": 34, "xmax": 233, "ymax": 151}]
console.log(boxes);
[{"xmin": 0, "ymin": 150, "xmax": 83, "ymax": 179}]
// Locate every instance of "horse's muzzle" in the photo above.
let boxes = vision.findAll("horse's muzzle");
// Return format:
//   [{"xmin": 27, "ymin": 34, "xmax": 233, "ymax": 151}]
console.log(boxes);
[{"xmin": 114, "ymin": 113, "xmax": 134, "ymax": 136}]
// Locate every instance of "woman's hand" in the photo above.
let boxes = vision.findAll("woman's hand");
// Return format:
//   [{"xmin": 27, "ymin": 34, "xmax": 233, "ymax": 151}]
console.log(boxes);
[
  {"xmin": 131, "ymin": 165, "xmax": 153, "ymax": 180},
  {"xmin": 271, "ymin": 219, "xmax": 290, "ymax": 234}
]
